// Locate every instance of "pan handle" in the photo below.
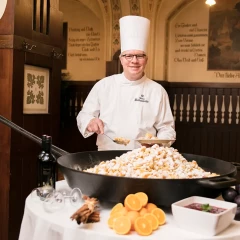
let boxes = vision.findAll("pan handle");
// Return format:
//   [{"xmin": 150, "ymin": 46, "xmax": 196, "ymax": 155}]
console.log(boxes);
[
  {"xmin": 198, "ymin": 176, "xmax": 237, "ymax": 189},
  {"xmin": 231, "ymin": 162, "xmax": 240, "ymax": 170},
  {"xmin": 0, "ymin": 115, "xmax": 69, "ymax": 157}
]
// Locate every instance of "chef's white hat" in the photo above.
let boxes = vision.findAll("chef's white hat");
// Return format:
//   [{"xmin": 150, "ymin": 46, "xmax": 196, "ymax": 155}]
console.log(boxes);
[{"xmin": 119, "ymin": 16, "xmax": 150, "ymax": 53}]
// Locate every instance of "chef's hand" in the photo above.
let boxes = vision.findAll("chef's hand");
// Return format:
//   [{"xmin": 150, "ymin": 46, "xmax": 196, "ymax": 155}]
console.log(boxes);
[{"xmin": 87, "ymin": 118, "xmax": 104, "ymax": 134}]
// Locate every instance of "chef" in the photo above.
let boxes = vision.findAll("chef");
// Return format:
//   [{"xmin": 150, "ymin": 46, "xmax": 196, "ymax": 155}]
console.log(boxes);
[{"xmin": 77, "ymin": 15, "xmax": 176, "ymax": 150}]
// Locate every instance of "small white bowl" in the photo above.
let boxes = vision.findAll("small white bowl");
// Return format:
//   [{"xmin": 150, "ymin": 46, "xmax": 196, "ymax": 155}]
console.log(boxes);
[{"xmin": 171, "ymin": 196, "xmax": 237, "ymax": 236}]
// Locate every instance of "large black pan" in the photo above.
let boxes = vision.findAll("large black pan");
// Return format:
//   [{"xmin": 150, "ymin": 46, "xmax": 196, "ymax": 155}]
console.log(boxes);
[
  {"xmin": 58, "ymin": 150, "xmax": 238, "ymax": 207},
  {"xmin": 0, "ymin": 115, "xmax": 238, "ymax": 207}
]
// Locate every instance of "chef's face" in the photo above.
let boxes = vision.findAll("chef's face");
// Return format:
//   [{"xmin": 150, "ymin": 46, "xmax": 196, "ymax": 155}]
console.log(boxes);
[{"xmin": 119, "ymin": 50, "xmax": 148, "ymax": 81}]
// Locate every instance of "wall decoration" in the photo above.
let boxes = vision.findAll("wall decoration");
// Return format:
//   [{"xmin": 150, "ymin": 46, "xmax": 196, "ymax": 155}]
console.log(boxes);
[
  {"xmin": 111, "ymin": 0, "xmax": 121, "ymax": 56},
  {"xmin": 208, "ymin": 0, "xmax": 240, "ymax": 70},
  {"xmin": 101, "ymin": 0, "xmax": 108, "ymax": 13},
  {"xmin": 129, "ymin": 0, "xmax": 140, "ymax": 16},
  {"xmin": 23, "ymin": 65, "xmax": 49, "ymax": 114}
]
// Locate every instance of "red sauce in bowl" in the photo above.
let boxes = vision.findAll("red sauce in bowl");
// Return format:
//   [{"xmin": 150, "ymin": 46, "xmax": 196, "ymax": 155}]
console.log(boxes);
[{"xmin": 184, "ymin": 203, "xmax": 226, "ymax": 214}]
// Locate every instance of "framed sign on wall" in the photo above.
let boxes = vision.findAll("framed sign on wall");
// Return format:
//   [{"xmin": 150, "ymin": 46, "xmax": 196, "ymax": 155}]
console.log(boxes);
[
  {"xmin": 23, "ymin": 65, "xmax": 50, "ymax": 114},
  {"xmin": 208, "ymin": 0, "xmax": 240, "ymax": 70}
]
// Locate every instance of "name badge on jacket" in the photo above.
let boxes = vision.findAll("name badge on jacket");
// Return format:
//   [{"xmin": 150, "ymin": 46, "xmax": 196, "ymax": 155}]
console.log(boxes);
[{"xmin": 135, "ymin": 94, "xmax": 149, "ymax": 103}]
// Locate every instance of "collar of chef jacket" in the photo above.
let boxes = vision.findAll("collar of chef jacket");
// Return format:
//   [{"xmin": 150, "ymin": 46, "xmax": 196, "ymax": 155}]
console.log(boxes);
[{"xmin": 119, "ymin": 73, "xmax": 147, "ymax": 86}]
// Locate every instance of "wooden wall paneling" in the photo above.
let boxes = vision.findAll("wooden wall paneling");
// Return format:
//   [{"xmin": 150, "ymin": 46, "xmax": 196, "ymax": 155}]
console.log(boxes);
[
  {"xmin": 221, "ymin": 127, "xmax": 230, "ymax": 162},
  {"xmin": 168, "ymin": 85, "xmax": 175, "ymax": 110},
  {"xmin": 36, "ymin": 0, "xmax": 41, "ymax": 32},
  {"xmin": 202, "ymin": 88, "xmax": 209, "ymax": 124},
  {"xmin": 106, "ymin": 61, "xmax": 119, "ymax": 76},
  {"xmin": 236, "ymin": 129, "xmax": 240, "ymax": 166},
  {"xmin": 182, "ymin": 88, "xmax": 188, "ymax": 123},
  {"xmin": 192, "ymin": 89, "xmax": 203, "ymax": 155},
  {"xmin": 9, "ymin": 50, "xmax": 25, "ymax": 240},
  {"xmin": 50, "ymin": 58, "xmax": 62, "ymax": 147},
  {"xmin": 62, "ymin": 22, "xmax": 68, "ymax": 69},
  {"xmin": 70, "ymin": 89, "xmax": 76, "ymax": 119},
  {"xmin": 216, "ymin": 89, "xmax": 224, "ymax": 124},
  {"xmin": 200, "ymin": 124, "xmax": 208, "ymax": 156},
  {"xmin": 175, "ymin": 88, "xmax": 182, "ymax": 122},
  {"xmin": 214, "ymin": 125, "xmax": 223, "ymax": 160},
  {"xmin": 195, "ymin": 88, "xmax": 202, "ymax": 124},
  {"xmin": 76, "ymin": 87, "xmax": 82, "ymax": 113},
  {"xmin": 8, "ymin": 50, "xmax": 62, "ymax": 240},
  {"xmin": 15, "ymin": 0, "xmax": 63, "ymax": 47},
  {"xmin": 207, "ymin": 124, "xmax": 215, "ymax": 159},
  {"xmin": 229, "ymin": 128, "xmax": 237, "ymax": 163},
  {"xmin": 209, "ymin": 88, "xmax": 216, "ymax": 124},
  {"xmin": 0, "ymin": 49, "xmax": 13, "ymax": 240},
  {"xmin": 14, "ymin": 0, "xmax": 33, "ymax": 38},
  {"xmin": 42, "ymin": 0, "xmax": 48, "ymax": 34},
  {"xmin": 231, "ymin": 88, "xmax": 238, "ymax": 124},
  {"xmin": 189, "ymin": 88, "xmax": 195, "ymax": 123},
  {"xmin": 47, "ymin": 6, "xmax": 63, "ymax": 48},
  {"xmin": 223, "ymin": 88, "xmax": 231, "ymax": 124}
]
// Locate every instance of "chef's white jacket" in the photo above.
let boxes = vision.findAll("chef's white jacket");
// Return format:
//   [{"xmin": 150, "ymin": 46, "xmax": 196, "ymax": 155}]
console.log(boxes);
[{"xmin": 77, "ymin": 73, "xmax": 176, "ymax": 150}]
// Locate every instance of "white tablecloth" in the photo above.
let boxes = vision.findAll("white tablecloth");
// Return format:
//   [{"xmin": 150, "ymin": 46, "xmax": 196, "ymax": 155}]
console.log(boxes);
[{"xmin": 18, "ymin": 181, "xmax": 240, "ymax": 240}]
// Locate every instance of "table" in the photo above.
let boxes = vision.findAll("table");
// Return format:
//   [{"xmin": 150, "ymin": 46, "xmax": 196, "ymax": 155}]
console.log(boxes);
[{"xmin": 19, "ymin": 180, "xmax": 240, "ymax": 240}]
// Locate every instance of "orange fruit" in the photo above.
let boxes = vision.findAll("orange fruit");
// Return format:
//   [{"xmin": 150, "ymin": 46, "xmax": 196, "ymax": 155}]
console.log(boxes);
[
  {"xmin": 126, "ymin": 211, "xmax": 140, "ymax": 230},
  {"xmin": 144, "ymin": 213, "xmax": 159, "ymax": 230},
  {"xmin": 146, "ymin": 203, "xmax": 157, "ymax": 212},
  {"xmin": 113, "ymin": 216, "xmax": 131, "ymax": 235},
  {"xmin": 117, "ymin": 207, "xmax": 128, "ymax": 216},
  {"xmin": 139, "ymin": 207, "xmax": 148, "ymax": 216},
  {"xmin": 151, "ymin": 208, "xmax": 166, "ymax": 226},
  {"xmin": 135, "ymin": 192, "xmax": 148, "ymax": 207},
  {"xmin": 134, "ymin": 216, "xmax": 152, "ymax": 236},
  {"xmin": 108, "ymin": 212, "xmax": 124, "ymax": 228},
  {"xmin": 110, "ymin": 203, "xmax": 123, "ymax": 216},
  {"xmin": 124, "ymin": 194, "xmax": 142, "ymax": 211}
]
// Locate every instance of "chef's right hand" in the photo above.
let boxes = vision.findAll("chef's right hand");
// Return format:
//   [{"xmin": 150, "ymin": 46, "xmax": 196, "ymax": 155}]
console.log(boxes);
[{"xmin": 87, "ymin": 118, "xmax": 104, "ymax": 135}]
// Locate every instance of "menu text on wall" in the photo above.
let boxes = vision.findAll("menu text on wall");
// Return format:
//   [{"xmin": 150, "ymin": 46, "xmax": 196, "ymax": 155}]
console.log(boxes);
[{"xmin": 68, "ymin": 26, "xmax": 101, "ymax": 62}]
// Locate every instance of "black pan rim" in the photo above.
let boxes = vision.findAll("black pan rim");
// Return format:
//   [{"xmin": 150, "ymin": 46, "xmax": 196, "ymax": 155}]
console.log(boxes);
[{"xmin": 57, "ymin": 150, "xmax": 236, "ymax": 181}]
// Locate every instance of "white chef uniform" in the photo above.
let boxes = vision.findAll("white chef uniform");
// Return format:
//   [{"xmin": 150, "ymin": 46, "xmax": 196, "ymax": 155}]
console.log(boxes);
[
  {"xmin": 76, "ymin": 15, "xmax": 176, "ymax": 150},
  {"xmin": 77, "ymin": 73, "xmax": 175, "ymax": 150}
]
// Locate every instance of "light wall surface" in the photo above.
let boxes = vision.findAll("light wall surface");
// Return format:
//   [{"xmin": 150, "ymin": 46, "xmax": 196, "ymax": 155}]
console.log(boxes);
[
  {"xmin": 60, "ymin": 0, "xmax": 105, "ymax": 80},
  {"xmin": 60, "ymin": 0, "xmax": 240, "ymax": 83}
]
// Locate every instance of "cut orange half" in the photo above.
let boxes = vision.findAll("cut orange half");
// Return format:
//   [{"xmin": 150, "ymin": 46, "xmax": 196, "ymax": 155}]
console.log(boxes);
[
  {"xmin": 151, "ymin": 208, "xmax": 166, "ymax": 226},
  {"xmin": 144, "ymin": 213, "xmax": 159, "ymax": 230},
  {"xmin": 124, "ymin": 194, "xmax": 142, "ymax": 211},
  {"xmin": 110, "ymin": 203, "xmax": 124, "ymax": 216},
  {"xmin": 135, "ymin": 192, "xmax": 148, "ymax": 207},
  {"xmin": 146, "ymin": 203, "xmax": 157, "ymax": 212},
  {"xmin": 134, "ymin": 216, "xmax": 152, "ymax": 236},
  {"xmin": 113, "ymin": 216, "xmax": 131, "ymax": 235}
]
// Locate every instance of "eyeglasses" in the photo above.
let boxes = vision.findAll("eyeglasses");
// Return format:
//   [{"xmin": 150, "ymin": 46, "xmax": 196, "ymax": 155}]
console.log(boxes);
[{"xmin": 121, "ymin": 54, "xmax": 146, "ymax": 61}]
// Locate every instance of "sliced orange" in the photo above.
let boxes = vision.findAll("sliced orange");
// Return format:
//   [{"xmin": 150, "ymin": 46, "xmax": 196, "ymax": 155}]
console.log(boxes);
[
  {"xmin": 151, "ymin": 208, "xmax": 166, "ymax": 226},
  {"xmin": 135, "ymin": 192, "xmax": 148, "ymax": 207},
  {"xmin": 110, "ymin": 203, "xmax": 123, "ymax": 216},
  {"xmin": 124, "ymin": 194, "xmax": 142, "ymax": 211},
  {"xmin": 108, "ymin": 211, "xmax": 124, "ymax": 229},
  {"xmin": 113, "ymin": 216, "xmax": 131, "ymax": 235},
  {"xmin": 139, "ymin": 207, "xmax": 148, "ymax": 216},
  {"xmin": 134, "ymin": 216, "xmax": 152, "ymax": 236},
  {"xmin": 117, "ymin": 206, "xmax": 128, "ymax": 216},
  {"xmin": 146, "ymin": 203, "xmax": 157, "ymax": 212},
  {"xmin": 144, "ymin": 213, "xmax": 159, "ymax": 230},
  {"xmin": 126, "ymin": 211, "xmax": 140, "ymax": 230}
]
